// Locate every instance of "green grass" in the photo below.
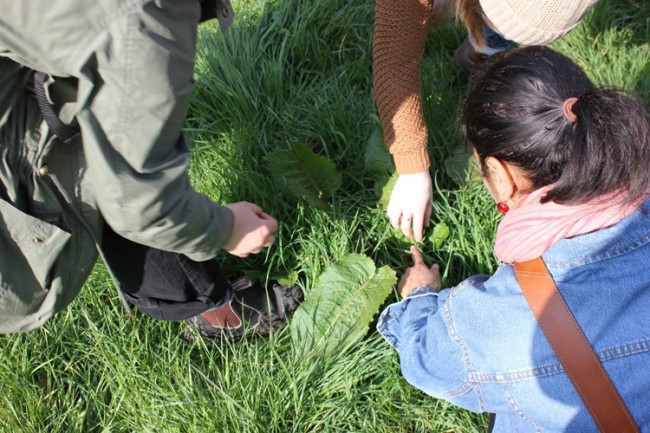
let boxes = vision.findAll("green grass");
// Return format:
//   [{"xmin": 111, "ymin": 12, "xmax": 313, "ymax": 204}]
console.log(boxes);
[{"xmin": 1, "ymin": 0, "xmax": 648, "ymax": 431}]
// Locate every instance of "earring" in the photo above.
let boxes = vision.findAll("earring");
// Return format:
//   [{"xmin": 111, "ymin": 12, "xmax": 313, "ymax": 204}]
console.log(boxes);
[{"xmin": 497, "ymin": 202, "xmax": 510, "ymax": 214}]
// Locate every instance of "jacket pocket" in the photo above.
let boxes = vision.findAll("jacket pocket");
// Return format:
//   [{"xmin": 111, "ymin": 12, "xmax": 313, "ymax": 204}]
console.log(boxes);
[{"xmin": 0, "ymin": 197, "xmax": 71, "ymax": 323}]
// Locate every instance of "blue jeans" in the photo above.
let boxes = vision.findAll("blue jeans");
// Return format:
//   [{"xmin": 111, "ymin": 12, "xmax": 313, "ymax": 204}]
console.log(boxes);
[
  {"xmin": 484, "ymin": 26, "xmax": 511, "ymax": 52},
  {"xmin": 470, "ymin": 25, "xmax": 512, "ymax": 56}
]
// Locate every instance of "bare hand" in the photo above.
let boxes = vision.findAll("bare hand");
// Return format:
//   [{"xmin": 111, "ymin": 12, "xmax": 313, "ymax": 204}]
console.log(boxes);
[
  {"xmin": 398, "ymin": 246, "xmax": 441, "ymax": 298},
  {"xmin": 223, "ymin": 202, "xmax": 278, "ymax": 257},
  {"xmin": 387, "ymin": 171, "xmax": 433, "ymax": 242}
]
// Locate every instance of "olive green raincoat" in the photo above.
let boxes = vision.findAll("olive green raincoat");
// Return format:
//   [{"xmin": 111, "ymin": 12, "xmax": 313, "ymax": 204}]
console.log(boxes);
[{"xmin": 0, "ymin": 0, "xmax": 235, "ymax": 332}]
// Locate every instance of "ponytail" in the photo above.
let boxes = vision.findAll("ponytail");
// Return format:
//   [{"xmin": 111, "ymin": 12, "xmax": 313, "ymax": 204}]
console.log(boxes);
[
  {"xmin": 545, "ymin": 89, "xmax": 650, "ymax": 205},
  {"xmin": 462, "ymin": 46, "xmax": 650, "ymax": 206}
]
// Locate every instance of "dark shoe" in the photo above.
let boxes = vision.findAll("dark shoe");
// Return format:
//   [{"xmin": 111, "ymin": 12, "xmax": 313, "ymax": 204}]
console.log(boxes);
[{"xmin": 184, "ymin": 276, "xmax": 303, "ymax": 342}]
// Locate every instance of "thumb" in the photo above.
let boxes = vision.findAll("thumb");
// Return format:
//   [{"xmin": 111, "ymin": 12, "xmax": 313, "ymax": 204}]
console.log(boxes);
[{"xmin": 264, "ymin": 215, "xmax": 279, "ymax": 232}]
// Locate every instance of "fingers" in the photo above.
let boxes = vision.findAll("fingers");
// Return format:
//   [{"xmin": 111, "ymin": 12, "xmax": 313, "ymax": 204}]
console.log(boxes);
[
  {"xmin": 259, "ymin": 214, "xmax": 278, "ymax": 248},
  {"xmin": 387, "ymin": 203, "xmax": 401, "ymax": 231},
  {"xmin": 424, "ymin": 202, "xmax": 432, "ymax": 228},
  {"xmin": 400, "ymin": 213, "xmax": 414, "ymax": 238},
  {"xmin": 243, "ymin": 201, "xmax": 263, "ymax": 214},
  {"xmin": 261, "ymin": 213, "xmax": 279, "ymax": 233},
  {"xmin": 385, "ymin": 171, "xmax": 434, "ymax": 240},
  {"xmin": 399, "ymin": 250, "xmax": 442, "ymax": 297},
  {"xmin": 223, "ymin": 202, "xmax": 278, "ymax": 257},
  {"xmin": 232, "ymin": 235, "xmax": 274, "ymax": 257},
  {"xmin": 410, "ymin": 245, "xmax": 424, "ymax": 265},
  {"xmin": 391, "ymin": 212, "xmax": 425, "ymax": 240},
  {"xmin": 430, "ymin": 263, "xmax": 442, "ymax": 289},
  {"xmin": 269, "ymin": 218, "xmax": 279, "ymax": 233},
  {"xmin": 247, "ymin": 220, "xmax": 276, "ymax": 255},
  {"xmin": 412, "ymin": 212, "xmax": 425, "ymax": 242},
  {"xmin": 263, "ymin": 234, "xmax": 275, "ymax": 248},
  {"xmin": 389, "ymin": 209, "xmax": 421, "ymax": 240}
]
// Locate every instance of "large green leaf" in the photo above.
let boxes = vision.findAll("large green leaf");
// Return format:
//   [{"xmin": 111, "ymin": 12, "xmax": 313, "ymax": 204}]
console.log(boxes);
[
  {"xmin": 376, "ymin": 171, "xmax": 398, "ymax": 210},
  {"xmin": 266, "ymin": 143, "xmax": 342, "ymax": 209},
  {"xmin": 365, "ymin": 123, "xmax": 397, "ymax": 210},
  {"xmin": 291, "ymin": 254, "xmax": 396, "ymax": 357},
  {"xmin": 364, "ymin": 124, "xmax": 394, "ymax": 176},
  {"xmin": 429, "ymin": 221, "xmax": 450, "ymax": 249}
]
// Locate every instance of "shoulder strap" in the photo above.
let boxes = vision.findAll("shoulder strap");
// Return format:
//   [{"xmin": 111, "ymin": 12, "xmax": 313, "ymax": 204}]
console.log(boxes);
[
  {"xmin": 513, "ymin": 257, "xmax": 639, "ymax": 433},
  {"xmin": 33, "ymin": 71, "xmax": 80, "ymax": 144}
]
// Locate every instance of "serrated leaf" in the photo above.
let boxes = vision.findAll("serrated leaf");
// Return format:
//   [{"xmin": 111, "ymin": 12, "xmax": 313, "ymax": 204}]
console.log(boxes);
[
  {"xmin": 291, "ymin": 254, "xmax": 396, "ymax": 357},
  {"xmin": 266, "ymin": 143, "xmax": 342, "ymax": 209},
  {"xmin": 376, "ymin": 171, "xmax": 399, "ymax": 210},
  {"xmin": 364, "ymin": 125, "xmax": 394, "ymax": 175},
  {"xmin": 243, "ymin": 269, "xmax": 262, "ymax": 281},
  {"xmin": 429, "ymin": 221, "xmax": 450, "ymax": 249},
  {"xmin": 270, "ymin": 270, "xmax": 299, "ymax": 288}
]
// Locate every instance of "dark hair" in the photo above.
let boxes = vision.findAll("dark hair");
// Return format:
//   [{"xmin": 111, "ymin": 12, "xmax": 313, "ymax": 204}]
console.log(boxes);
[{"xmin": 461, "ymin": 46, "xmax": 650, "ymax": 205}]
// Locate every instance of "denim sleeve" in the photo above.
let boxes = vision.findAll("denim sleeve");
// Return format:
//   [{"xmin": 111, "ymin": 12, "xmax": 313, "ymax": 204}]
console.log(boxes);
[{"xmin": 377, "ymin": 287, "xmax": 481, "ymax": 411}]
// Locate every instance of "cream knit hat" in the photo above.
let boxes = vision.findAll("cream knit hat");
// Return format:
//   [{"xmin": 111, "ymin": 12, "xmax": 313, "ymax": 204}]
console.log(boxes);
[{"xmin": 479, "ymin": 0, "xmax": 600, "ymax": 45}]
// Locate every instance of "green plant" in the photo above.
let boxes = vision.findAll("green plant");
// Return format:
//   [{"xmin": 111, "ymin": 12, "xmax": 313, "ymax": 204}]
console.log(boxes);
[
  {"xmin": 1, "ymin": 0, "xmax": 647, "ymax": 432},
  {"xmin": 291, "ymin": 254, "xmax": 395, "ymax": 357}
]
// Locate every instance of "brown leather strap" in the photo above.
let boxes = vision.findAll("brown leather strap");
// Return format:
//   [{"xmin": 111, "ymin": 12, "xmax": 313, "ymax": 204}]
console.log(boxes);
[{"xmin": 513, "ymin": 258, "xmax": 639, "ymax": 432}]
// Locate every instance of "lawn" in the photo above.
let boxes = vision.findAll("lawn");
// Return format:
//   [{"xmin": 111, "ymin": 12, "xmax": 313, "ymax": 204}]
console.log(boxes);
[{"xmin": 1, "ymin": 0, "xmax": 648, "ymax": 432}]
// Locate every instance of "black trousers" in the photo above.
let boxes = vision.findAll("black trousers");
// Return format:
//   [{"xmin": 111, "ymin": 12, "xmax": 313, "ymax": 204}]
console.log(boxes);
[
  {"xmin": 487, "ymin": 413, "xmax": 496, "ymax": 433},
  {"xmin": 101, "ymin": 224, "xmax": 231, "ymax": 321}
]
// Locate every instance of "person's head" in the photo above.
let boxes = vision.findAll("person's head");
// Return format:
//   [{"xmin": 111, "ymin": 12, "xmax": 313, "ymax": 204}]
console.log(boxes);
[
  {"xmin": 455, "ymin": 0, "xmax": 599, "ymax": 48},
  {"xmin": 461, "ymin": 46, "xmax": 650, "ymax": 207}
]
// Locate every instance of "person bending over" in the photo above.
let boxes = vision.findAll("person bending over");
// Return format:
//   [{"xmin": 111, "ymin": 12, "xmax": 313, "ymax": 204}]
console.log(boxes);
[
  {"xmin": 373, "ymin": 0, "xmax": 599, "ymax": 241},
  {"xmin": 379, "ymin": 46, "xmax": 650, "ymax": 431}
]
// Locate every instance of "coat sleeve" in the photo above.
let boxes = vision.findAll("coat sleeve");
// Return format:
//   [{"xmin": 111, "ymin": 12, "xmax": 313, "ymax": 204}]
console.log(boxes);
[
  {"xmin": 75, "ymin": 0, "xmax": 233, "ymax": 261},
  {"xmin": 377, "ymin": 287, "xmax": 483, "ymax": 411},
  {"xmin": 372, "ymin": 0, "xmax": 431, "ymax": 174}
]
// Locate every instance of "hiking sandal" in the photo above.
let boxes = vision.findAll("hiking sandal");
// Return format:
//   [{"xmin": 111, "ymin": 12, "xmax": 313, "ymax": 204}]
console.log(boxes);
[{"xmin": 184, "ymin": 276, "xmax": 304, "ymax": 342}]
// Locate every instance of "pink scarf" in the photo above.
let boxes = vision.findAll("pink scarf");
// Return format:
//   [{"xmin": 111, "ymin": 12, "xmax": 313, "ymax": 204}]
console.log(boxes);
[{"xmin": 494, "ymin": 185, "xmax": 645, "ymax": 263}]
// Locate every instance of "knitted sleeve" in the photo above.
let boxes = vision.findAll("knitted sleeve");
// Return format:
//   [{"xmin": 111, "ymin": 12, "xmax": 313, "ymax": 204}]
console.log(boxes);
[{"xmin": 373, "ymin": 0, "xmax": 432, "ymax": 174}]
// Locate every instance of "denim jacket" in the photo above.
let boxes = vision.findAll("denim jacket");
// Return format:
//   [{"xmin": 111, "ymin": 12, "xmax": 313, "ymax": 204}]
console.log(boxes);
[{"xmin": 378, "ymin": 198, "xmax": 650, "ymax": 432}]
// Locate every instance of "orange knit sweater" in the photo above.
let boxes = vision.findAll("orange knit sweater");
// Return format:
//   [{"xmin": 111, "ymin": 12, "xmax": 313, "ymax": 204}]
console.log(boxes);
[{"xmin": 373, "ymin": 0, "xmax": 433, "ymax": 174}]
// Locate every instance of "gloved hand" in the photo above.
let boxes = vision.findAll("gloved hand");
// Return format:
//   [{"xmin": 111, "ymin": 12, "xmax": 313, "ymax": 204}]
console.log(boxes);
[{"xmin": 387, "ymin": 171, "xmax": 433, "ymax": 242}]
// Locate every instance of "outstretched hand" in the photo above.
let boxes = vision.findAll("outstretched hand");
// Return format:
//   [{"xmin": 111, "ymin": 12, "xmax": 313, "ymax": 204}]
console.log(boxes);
[
  {"xmin": 398, "ymin": 246, "xmax": 441, "ymax": 298},
  {"xmin": 223, "ymin": 201, "xmax": 278, "ymax": 257},
  {"xmin": 387, "ymin": 171, "xmax": 433, "ymax": 242}
]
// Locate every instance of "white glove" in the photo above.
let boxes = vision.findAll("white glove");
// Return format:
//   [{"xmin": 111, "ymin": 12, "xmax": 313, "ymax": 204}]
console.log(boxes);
[{"xmin": 386, "ymin": 171, "xmax": 433, "ymax": 242}]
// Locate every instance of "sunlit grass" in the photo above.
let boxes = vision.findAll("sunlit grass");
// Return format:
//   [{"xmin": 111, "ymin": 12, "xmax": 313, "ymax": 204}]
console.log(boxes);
[{"xmin": 1, "ymin": 0, "xmax": 647, "ymax": 431}]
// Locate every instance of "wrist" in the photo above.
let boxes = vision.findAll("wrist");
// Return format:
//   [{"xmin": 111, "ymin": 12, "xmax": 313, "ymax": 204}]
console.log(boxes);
[
  {"xmin": 393, "ymin": 149, "xmax": 430, "ymax": 175},
  {"xmin": 403, "ymin": 284, "xmax": 436, "ymax": 298}
]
